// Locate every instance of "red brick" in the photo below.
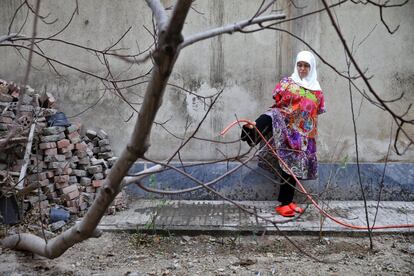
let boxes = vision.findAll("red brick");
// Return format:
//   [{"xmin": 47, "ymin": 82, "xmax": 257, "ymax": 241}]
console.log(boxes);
[
  {"xmin": 63, "ymin": 167, "xmax": 72, "ymax": 175},
  {"xmin": 62, "ymin": 184, "xmax": 79, "ymax": 195},
  {"xmin": 74, "ymin": 142, "xmax": 87, "ymax": 151},
  {"xmin": 28, "ymin": 172, "xmax": 48, "ymax": 181},
  {"xmin": 92, "ymin": 180, "xmax": 103, "ymax": 188},
  {"xmin": 57, "ymin": 139, "xmax": 71, "ymax": 148},
  {"xmin": 67, "ymin": 131, "xmax": 80, "ymax": 141},
  {"xmin": 46, "ymin": 171, "xmax": 55, "ymax": 178},
  {"xmin": 0, "ymin": 116, "xmax": 13, "ymax": 124},
  {"xmin": 44, "ymin": 148, "xmax": 58, "ymax": 156},
  {"xmin": 36, "ymin": 179, "xmax": 50, "ymax": 187},
  {"xmin": 58, "ymin": 143, "xmax": 74, "ymax": 154},
  {"xmin": 66, "ymin": 198, "xmax": 79, "ymax": 208},
  {"xmin": 55, "ymin": 181, "xmax": 69, "ymax": 189},
  {"xmin": 86, "ymin": 186, "xmax": 96, "ymax": 193},
  {"xmin": 39, "ymin": 142, "xmax": 56, "ymax": 150},
  {"xmin": 54, "ymin": 175, "xmax": 70, "ymax": 183},
  {"xmin": 64, "ymin": 189, "xmax": 80, "ymax": 200},
  {"xmin": 67, "ymin": 206, "xmax": 79, "ymax": 214}
]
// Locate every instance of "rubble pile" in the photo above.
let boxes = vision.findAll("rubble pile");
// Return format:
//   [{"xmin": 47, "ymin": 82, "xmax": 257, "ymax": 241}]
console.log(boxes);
[{"xmin": 0, "ymin": 79, "xmax": 127, "ymax": 229}]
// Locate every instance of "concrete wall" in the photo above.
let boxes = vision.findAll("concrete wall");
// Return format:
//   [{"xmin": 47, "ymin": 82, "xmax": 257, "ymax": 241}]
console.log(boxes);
[{"xmin": 1, "ymin": 0, "xmax": 413, "ymax": 164}]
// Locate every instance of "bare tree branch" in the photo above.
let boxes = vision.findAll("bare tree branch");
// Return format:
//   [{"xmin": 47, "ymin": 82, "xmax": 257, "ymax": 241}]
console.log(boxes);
[
  {"xmin": 180, "ymin": 13, "xmax": 286, "ymax": 49},
  {"xmin": 146, "ymin": 0, "xmax": 168, "ymax": 32},
  {"xmin": 0, "ymin": 33, "xmax": 24, "ymax": 43}
]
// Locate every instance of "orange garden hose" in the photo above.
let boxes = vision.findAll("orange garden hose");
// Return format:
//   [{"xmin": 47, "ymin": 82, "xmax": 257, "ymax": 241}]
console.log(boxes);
[{"xmin": 221, "ymin": 119, "xmax": 414, "ymax": 230}]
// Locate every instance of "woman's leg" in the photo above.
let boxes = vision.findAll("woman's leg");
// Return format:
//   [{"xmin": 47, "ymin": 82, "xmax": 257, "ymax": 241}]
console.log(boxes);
[
  {"xmin": 277, "ymin": 169, "xmax": 296, "ymax": 205},
  {"xmin": 241, "ymin": 114, "xmax": 272, "ymax": 146}
]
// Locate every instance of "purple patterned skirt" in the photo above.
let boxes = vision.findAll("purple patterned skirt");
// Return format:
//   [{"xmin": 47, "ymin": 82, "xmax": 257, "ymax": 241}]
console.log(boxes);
[{"xmin": 257, "ymin": 108, "xmax": 318, "ymax": 180}]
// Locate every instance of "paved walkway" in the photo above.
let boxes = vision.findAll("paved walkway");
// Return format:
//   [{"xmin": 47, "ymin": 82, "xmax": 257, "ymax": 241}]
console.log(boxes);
[{"xmin": 99, "ymin": 200, "xmax": 414, "ymax": 235}]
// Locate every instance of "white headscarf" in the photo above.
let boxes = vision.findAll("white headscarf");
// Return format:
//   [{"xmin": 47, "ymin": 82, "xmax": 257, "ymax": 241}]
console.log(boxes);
[{"xmin": 290, "ymin": 51, "xmax": 322, "ymax": 91}]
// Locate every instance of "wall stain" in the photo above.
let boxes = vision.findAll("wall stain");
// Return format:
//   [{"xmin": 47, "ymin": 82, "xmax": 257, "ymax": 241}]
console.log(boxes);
[{"xmin": 209, "ymin": 0, "xmax": 224, "ymax": 88}]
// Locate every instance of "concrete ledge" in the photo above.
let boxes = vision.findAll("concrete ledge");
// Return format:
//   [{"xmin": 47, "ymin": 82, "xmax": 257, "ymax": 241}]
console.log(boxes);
[
  {"xmin": 99, "ymin": 200, "xmax": 414, "ymax": 235},
  {"xmin": 126, "ymin": 162, "xmax": 414, "ymax": 201}
]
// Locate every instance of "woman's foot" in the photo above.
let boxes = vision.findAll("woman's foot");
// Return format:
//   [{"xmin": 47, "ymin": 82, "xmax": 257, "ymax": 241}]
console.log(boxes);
[
  {"xmin": 275, "ymin": 205, "xmax": 295, "ymax": 217},
  {"xmin": 288, "ymin": 202, "xmax": 304, "ymax": 214}
]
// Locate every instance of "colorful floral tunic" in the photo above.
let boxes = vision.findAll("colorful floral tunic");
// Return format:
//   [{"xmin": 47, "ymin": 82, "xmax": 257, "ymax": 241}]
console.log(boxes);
[{"xmin": 259, "ymin": 77, "xmax": 326, "ymax": 180}]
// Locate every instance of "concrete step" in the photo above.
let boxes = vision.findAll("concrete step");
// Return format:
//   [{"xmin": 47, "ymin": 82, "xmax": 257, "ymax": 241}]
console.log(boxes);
[{"xmin": 99, "ymin": 200, "xmax": 414, "ymax": 235}]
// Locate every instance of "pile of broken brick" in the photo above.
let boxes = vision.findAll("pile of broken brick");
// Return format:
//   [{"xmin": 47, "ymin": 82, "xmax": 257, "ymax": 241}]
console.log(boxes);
[{"xmin": 0, "ymin": 79, "xmax": 127, "ymax": 232}]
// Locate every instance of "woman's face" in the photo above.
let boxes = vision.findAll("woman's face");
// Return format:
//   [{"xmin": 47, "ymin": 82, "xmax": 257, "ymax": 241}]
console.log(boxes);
[{"xmin": 297, "ymin": 61, "xmax": 310, "ymax": 79}]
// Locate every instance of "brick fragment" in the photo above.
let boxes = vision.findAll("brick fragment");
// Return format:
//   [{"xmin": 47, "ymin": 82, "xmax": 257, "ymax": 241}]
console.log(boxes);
[
  {"xmin": 80, "ymin": 177, "xmax": 91, "ymax": 186},
  {"xmin": 44, "ymin": 154, "xmax": 65, "ymax": 162},
  {"xmin": 40, "ymin": 132, "xmax": 66, "ymax": 143},
  {"xmin": 48, "ymin": 161, "xmax": 66, "ymax": 169},
  {"xmin": 45, "ymin": 171, "xmax": 55, "ymax": 178},
  {"xmin": 66, "ymin": 198, "xmax": 79, "ymax": 208},
  {"xmin": 69, "ymin": 176, "xmax": 78, "ymax": 183},
  {"xmin": 86, "ymin": 186, "xmax": 96, "ymax": 193},
  {"xmin": 20, "ymin": 104, "xmax": 33, "ymax": 112},
  {"xmin": 76, "ymin": 150, "xmax": 88, "ymax": 158},
  {"xmin": 42, "ymin": 126, "xmax": 65, "ymax": 135},
  {"xmin": 57, "ymin": 139, "xmax": 71, "ymax": 148},
  {"xmin": 100, "ymin": 145, "xmax": 112, "ymax": 153},
  {"xmin": 73, "ymin": 169, "xmax": 87, "ymax": 177},
  {"xmin": 98, "ymin": 139, "xmax": 110, "ymax": 147},
  {"xmin": 70, "ymin": 156, "xmax": 79, "ymax": 163},
  {"xmin": 97, "ymin": 129, "xmax": 108, "ymax": 140},
  {"xmin": 85, "ymin": 129, "xmax": 97, "ymax": 139},
  {"xmin": 93, "ymin": 173, "xmax": 104, "ymax": 180},
  {"xmin": 61, "ymin": 184, "xmax": 79, "ymax": 195},
  {"xmin": 76, "ymin": 164, "xmax": 89, "ymax": 170},
  {"xmin": 2, "ymin": 110, "xmax": 15, "ymax": 118},
  {"xmin": 0, "ymin": 116, "xmax": 13, "ymax": 124},
  {"xmin": 92, "ymin": 180, "xmax": 103, "ymax": 188},
  {"xmin": 0, "ymin": 93, "xmax": 13, "ymax": 102},
  {"xmin": 74, "ymin": 142, "xmax": 87, "ymax": 151},
  {"xmin": 98, "ymin": 152, "xmax": 114, "ymax": 159},
  {"xmin": 54, "ymin": 175, "xmax": 70, "ymax": 183},
  {"xmin": 45, "ymin": 184, "xmax": 55, "ymax": 193},
  {"xmin": 36, "ymin": 179, "xmax": 50, "ymax": 187},
  {"xmin": 65, "ymin": 124, "xmax": 79, "ymax": 134},
  {"xmin": 107, "ymin": 157, "xmax": 117, "ymax": 167},
  {"xmin": 63, "ymin": 167, "xmax": 72, "ymax": 175},
  {"xmin": 0, "ymin": 123, "xmax": 11, "ymax": 131},
  {"xmin": 78, "ymin": 157, "xmax": 90, "ymax": 165},
  {"xmin": 86, "ymin": 148, "xmax": 94, "ymax": 157},
  {"xmin": 28, "ymin": 172, "xmax": 48, "ymax": 181},
  {"xmin": 44, "ymin": 148, "xmax": 58, "ymax": 156},
  {"xmin": 39, "ymin": 142, "xmax": 57, "ymax": 150},
  {"xmin": 58, "ymin": 143, "xmax": 74, "ymax": 154},
  {"xmin": 67, "ymin": 206, "xmax": 79, "ymax": 214},
  {"xmin": 87, "ymin": 165, "xmax": 102, "ymax": 174},
  {"xmin": 55, "ymin": 181, "xmax": 69, "ymax": 189},
  {"xmin": 67, "ymin": 131, "xmax": 81, "ymax": 143},
  {"xmin": 64, "ymin": 189, "xmax": 80, "ymax": 200}
]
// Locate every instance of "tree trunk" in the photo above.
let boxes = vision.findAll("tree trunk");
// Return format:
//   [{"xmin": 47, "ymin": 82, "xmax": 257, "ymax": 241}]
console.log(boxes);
[{"xmin": 1, "ymin": 0, "xmax": 192, "ymax": 259}]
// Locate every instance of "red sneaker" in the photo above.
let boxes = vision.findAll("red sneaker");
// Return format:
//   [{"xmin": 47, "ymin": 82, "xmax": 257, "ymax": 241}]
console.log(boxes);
[
  {"xmin": 288, "ymin": 202, "xmax": 304, "ymax": 214},
  {"xmin": 275, "ymin": 205, "xmax": 295, "ymax": 217}
]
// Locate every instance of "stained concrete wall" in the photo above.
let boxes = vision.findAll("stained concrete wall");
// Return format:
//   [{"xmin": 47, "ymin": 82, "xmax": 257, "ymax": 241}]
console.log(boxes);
[{"xmin": 0, "ymin": 0, "xmax": 413, "ymax": 163}]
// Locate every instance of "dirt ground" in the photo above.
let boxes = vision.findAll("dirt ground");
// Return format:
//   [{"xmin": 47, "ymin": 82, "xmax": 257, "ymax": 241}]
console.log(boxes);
[{"xmin": 0, "ymin": 231, "xmax": 413, "ymax": 275}]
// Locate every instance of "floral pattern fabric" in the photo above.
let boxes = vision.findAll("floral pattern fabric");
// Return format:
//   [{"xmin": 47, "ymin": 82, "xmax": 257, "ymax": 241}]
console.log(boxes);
[{"xmin": 258, "ymin": 77, "xmax": 326, "ymax": 180}]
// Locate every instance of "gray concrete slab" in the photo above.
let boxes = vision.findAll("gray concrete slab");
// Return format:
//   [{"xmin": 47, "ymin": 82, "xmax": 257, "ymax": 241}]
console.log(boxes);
[{"xmin": 99, "ymin": 200, "xmax": 414, "ymax": 235}]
